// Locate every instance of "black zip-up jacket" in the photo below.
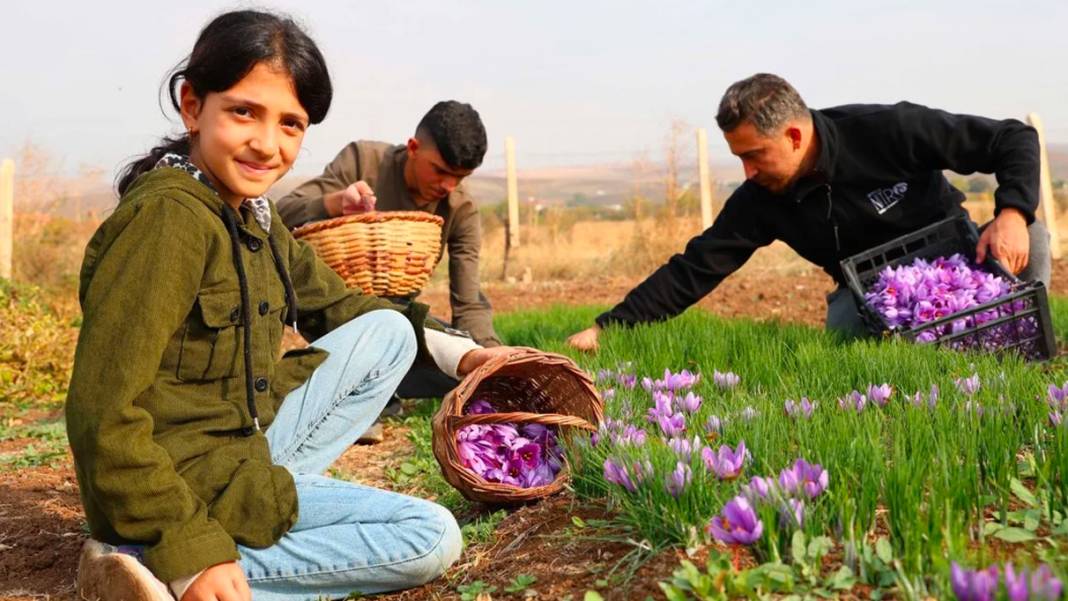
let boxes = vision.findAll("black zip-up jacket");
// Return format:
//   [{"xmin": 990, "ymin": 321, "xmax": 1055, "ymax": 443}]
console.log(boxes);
[{"xmin": 597, "ymin": 102, "xmax": 1040, "ymax": 328}]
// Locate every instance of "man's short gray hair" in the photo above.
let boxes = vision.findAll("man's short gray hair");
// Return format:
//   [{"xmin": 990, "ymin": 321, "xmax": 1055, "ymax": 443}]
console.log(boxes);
[{"xmin": 716, "ymin": 74, "xmax": 810, "ymax": 135}]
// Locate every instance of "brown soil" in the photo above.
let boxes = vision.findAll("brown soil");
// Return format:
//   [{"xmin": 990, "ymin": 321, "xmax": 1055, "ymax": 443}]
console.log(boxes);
[
  {"xmin": 4, "ymin": 262, "xmax": 1066, "ymax": 599},
  {"xmin": 419, "ymin": 270, "xmax": 834, "ymax": 329}
]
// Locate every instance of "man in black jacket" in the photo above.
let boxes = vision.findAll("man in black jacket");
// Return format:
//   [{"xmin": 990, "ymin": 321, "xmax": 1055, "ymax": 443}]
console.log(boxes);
[{"xmin": 567, "ymin": 73, "xmax": 1051, "ymax": 351}]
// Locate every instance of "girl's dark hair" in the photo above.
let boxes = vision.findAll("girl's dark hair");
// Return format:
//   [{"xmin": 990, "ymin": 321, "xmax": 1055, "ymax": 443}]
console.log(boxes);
[{"xmin": 117, "ymin": 10, "xmax": 332, "ymax": 194}]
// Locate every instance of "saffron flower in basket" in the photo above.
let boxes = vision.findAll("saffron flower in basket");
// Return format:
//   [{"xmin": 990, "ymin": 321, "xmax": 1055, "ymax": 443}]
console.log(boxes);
[
  {"xmin": 862, "ymin": 254, "xmax": 1039, "ymax": 351},
  {"xmin": 455, "ymin": 399, "xmax": 564, "ymax": 488}
]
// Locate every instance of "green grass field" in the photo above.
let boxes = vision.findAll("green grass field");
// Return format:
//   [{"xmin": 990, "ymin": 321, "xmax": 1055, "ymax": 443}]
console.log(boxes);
[{"xmin": 406, "ymin": 300, "xmax": 1068, "ymax": 599}]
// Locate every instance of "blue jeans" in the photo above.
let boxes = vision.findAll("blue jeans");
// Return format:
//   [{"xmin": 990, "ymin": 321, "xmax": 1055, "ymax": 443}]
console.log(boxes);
[{"xmin": 240, "ymin": 310, "xmax": 463, "ymax": 600}]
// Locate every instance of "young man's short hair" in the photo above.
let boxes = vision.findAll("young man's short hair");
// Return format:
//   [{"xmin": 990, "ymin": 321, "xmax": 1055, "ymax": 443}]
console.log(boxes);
[{"xmin": 415, "ymin": 101, "xmax": 488, "ymax": 170}]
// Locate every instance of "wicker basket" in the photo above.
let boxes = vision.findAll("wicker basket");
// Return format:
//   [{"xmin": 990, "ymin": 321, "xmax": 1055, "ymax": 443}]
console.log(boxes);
[
  {"xmin": 292, "ymin": 211, "xmax": 443, "ymax": 297},
  {"xmin": 432, "ymin": 348, "xmax": 604, "ymax": 504}
]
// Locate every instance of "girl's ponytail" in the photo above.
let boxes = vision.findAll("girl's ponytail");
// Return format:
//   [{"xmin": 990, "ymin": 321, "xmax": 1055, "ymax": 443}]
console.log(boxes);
[{"xmin": 116, "ymin": 134, "xmax": 190, "ymax": 196}]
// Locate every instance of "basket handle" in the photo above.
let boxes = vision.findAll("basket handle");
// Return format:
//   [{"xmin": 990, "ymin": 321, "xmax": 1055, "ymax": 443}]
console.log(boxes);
[{"xmin": 449, "ymin": 411, "xmax": 598, "ymax": 432}]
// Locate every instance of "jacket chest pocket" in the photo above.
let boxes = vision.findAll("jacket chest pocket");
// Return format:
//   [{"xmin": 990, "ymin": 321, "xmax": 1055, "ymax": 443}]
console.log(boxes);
[{"xmin": 176, "ymin": 290, "xmax": 242, "ymax": 382}]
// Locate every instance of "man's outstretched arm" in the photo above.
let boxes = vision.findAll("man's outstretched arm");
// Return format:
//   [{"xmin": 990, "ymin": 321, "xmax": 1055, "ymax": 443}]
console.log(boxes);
[{"xmin": 568, "ymin": 189, "xmax": 773, "ymax": 352}]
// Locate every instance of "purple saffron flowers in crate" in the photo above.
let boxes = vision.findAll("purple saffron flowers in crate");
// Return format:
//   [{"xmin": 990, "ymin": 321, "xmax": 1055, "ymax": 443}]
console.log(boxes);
[
  {"xmin": 863, "ymin": 254, "xmax": 1043, "ymax": 356},
  {"xmin": 456, "ymin": 399, "xmax": 564, "ymax": 488}
]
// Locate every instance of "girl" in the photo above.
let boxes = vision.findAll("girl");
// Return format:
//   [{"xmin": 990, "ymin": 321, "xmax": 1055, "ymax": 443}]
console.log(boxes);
[{"xmin": 68, "ymin": 10, "xmax": 505, "ymax": 601}]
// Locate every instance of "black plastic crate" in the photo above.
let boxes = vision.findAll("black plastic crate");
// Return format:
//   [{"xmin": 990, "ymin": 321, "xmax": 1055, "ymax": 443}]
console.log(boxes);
[{"xmin": 839, "ymin": 215, "xmax": 1056, "ymax": 361}]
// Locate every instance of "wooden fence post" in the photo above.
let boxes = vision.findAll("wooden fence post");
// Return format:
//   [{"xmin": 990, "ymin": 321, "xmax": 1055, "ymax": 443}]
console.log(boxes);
[
  {"xmin": 505, "ymin": 136, "xmax": 520, "ymax": 249},
  {"xmin": 0, "ymin": 159, "xmax": 13, "ymax": 280},
  {"xmin": 1026, "ymin": 113, "xmax": 1062, "ymax": 259},
  {"xmin": 696, "ymin": 128, "xmax": 714, "ymax": 230}
]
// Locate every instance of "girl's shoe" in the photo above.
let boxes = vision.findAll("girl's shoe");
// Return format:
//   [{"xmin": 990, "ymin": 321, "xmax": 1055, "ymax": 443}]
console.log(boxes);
[{"xmin": 77, "ymin": 539, "xmax": 172, "ymax": 601}]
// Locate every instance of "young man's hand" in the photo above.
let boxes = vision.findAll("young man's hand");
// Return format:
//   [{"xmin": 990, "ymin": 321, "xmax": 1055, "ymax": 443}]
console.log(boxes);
[
  {"xmin": 324, "ymin": 181, "xmax": 377, "ymax": 217},
  {"xmin": 181, "ymin": 562, "xmax": 250, "ymax": 601},
  {"xmin": 976, "ymin": 207, "xmax": 1029, "ymax": 274},
  {"xmin": 566, "ymin": 325, "xmax": 601, "ymax": 353}
]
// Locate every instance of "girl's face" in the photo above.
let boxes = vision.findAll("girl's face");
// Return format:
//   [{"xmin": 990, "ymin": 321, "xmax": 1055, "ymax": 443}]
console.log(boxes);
[{"xmin": 180, "ymin": 61, "xmax": 309, "ymax": 207}]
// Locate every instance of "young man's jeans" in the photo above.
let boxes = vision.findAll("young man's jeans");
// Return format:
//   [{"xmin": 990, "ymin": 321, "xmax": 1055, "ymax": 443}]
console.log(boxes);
[
  {"xmin": 826, "ymin": 218, "xmax": 1052, "ymax": 336},
  {"xmin": 239, "ymin": 310, "xmax": 462, "ymax": 600}
]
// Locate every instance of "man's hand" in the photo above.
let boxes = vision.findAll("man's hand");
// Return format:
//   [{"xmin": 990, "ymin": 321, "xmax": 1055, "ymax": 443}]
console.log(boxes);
[
  {"xmin": 457, "ymin": 346, "xmax": 515, "ymax": 378},
  {"xmin": 181, "ymin": 562, "xmax": 250, "ymax": 601},
  {"xmin": 324, "ymin": 181, "xmax": 377, "ymax": 217},
  {"xmin": 566, "ymin": 325, "xmax": 601, "ymax": 353},
  {"xmin": 976, "ymin": 207, "xmax": 1029, "ymax": 274}
]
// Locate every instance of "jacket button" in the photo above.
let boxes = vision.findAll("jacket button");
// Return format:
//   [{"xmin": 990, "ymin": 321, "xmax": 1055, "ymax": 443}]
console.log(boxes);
[
  {"xmin": 254, "ymin": 377, "xmax": 268, "ymax": 392},
  {"xmin": 229, "ymin": 307, "xmax": 240, "ymax": 322},
  {"xmin": 248, "ymin": 238, "xmax": 262, "ymax": 252},
  {"xmin": 259, "ymin": 301, "xmax": 270, "ymax": 315}
]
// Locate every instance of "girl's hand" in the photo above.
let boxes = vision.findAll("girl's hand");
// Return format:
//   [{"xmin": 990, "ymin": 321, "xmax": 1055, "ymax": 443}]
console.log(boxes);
[{"xmin": 180, "ymin": 562, "xmax": 250, "ymax": 601}]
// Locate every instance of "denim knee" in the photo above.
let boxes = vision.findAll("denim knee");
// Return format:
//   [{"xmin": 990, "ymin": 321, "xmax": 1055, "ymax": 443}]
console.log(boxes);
[
  {"xmin": 398, "ymin": 502, "xmax": 463, "ymax": 587},
  {"xmin": 359, "ymin": 309, "xmax": 418, "ymax": 369}
]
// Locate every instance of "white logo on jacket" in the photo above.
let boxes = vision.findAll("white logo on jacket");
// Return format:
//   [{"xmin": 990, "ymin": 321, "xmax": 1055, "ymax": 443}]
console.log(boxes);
[{"xmin": 867, "ymin": 182, "xmax": 908, "ymax": 214}]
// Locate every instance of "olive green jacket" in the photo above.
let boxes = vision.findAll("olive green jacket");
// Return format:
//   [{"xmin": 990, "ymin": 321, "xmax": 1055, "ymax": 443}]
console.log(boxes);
[{"xmin": 65, "ymin": 168, "xmax": 433, "ymax": 582}]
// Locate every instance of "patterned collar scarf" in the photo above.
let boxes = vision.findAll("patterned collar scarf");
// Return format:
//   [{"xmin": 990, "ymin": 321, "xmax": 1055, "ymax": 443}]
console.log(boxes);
[{"xmin": 155, "ymin": 153, "xmax": 272, "ymax": 234}]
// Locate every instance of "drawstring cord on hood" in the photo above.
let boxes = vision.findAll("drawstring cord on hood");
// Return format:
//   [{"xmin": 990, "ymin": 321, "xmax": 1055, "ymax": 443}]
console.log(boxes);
[
  {"xmin": 220, "ymin": 205, "xmax": 261, "ymax": 433},
  {"xmin": 219, "ymin": 204, "xmax": 300, "ymax": 435},
  {"xmin": 267, "ymin": 235, "xmax": 299, "ymax": 336}
]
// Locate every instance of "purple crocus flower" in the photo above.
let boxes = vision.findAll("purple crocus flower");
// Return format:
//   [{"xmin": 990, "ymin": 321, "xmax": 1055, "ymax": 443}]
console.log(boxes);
[
  {"xmin": 867, "ymin": 383, "xmax": 893, "ymax": 407},
  {"xmin": 1004, "ymin": 564, "xmax": 1029, "ymax": 601},
  {"xmin": 778, "ymin": 458, "xmax": 829, "ymax": 499},
  {"xmin": 646, "ymin": 390, "xmax": 675, "ymax": 423},
  {"xmin": 1048, "ymin": 382, "xmax": 1068, "ymax": 411},
  {"xmin": 950, "ymin": 562, "xmax": 1000, "ymax": 601},
  {"xmin": 785, "ymin": 397, "xmax": 816, "ymax": 419},
  {"xmin": 955, "ymin": 373, "xmax": 981, "ymax": 397},
  {"xmin": 713, "ymin": 370, "xmax": 741, "ymax": 390},
  {"xmin": 1029, "ymin": 564, "xmax": 1064, "ymax": 601},
  {"xmin": 912, "ymin": 384, "xmax": 939, "ymax": 409},
  {"xmin": 702, "ymin": 441, "xmax": 747, "ymax": 480},
  {"xmin": 705, "ymin": 415, "xmax": 724, "ymax": 435},
  {"xmin": 509, "ymin": 440, "xmax": 542, "ymax": 471},
  {"xmin": 742, "ymin": 475, "xmax": 774, "ymax": 503},
  {"xmin": 467, "ymin": 399, "xmax": 495, "ymax": 414},
  {"xmin": 779, "ymin": 498, "xmax": 805, "ymax": 529},
  {"xmin": 616, "ymin": 425, "xmax": 647, "ymax": 447},
  {"xmin": 1051, "ymin": 412, "xmax": 1064, "ymax": 428},
  {"xmin": 603, "ymin": 457, "xmax": 637, "ymax": 492},
  {"xmin": 707, "ymin": 495, "xmax": 763, "ymax": 545},
  {"xmin": 665, "ymin": 461, "xmax": 692, "ymax": 498},
  {"xmin": 643, "ymin": 368, "xmax": 700, "ymax": 392},
  {"xmin": 601, "ymin": 388, "xmax": 616, "ymax": 401},
  {"xmin": 740, "ymin": 406, "xmax": 758, "ymax": 421},
  {"xmin": 656, "ymin": 412, "xmax": 686, "ymax": 438},
  {"xmin": 677, "ymin": 391, "xmax": 703, "ymax": 414},
  {"xmin": 838, "ymin": 390, "xmax": 867, "ymax": 412},
  {"xmin": 668, "ymin": 435, "xmax": 702, "ymax": 463}
]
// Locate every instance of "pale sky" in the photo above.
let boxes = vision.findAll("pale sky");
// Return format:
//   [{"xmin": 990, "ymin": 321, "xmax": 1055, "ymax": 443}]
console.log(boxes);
[{"xmin": 3, "ymin": 0, "xmax": 1066, "ymax": 179}]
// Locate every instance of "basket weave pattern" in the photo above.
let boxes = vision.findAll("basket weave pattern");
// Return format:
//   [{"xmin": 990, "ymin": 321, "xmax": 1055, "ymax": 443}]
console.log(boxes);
[
  {"xmin": 432, "ymin": 348, "xmax": 603, "ymax": 504},
  {"xmin": 293, "ymin": 211, "xmax": 443, "ymax": 297}
]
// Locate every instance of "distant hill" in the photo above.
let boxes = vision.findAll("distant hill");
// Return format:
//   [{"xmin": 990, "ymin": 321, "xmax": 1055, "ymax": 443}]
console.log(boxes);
[{"xmin": 33, "ymin": 144, "xmax": 1068, "ymax": 219}]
